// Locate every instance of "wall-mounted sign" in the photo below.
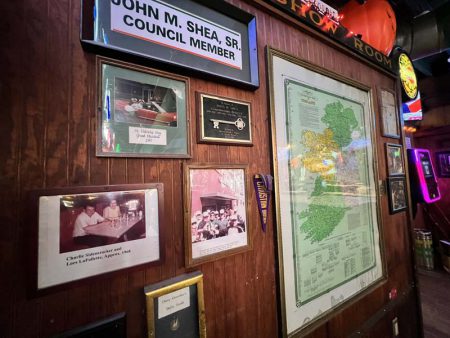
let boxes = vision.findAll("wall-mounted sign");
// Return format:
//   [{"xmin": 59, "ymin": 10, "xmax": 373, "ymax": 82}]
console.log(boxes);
[
  {"xmin": 261, "ymin": 0, "xmax": 395, "ymax": 73},
  {"xmin": 81, "ymin": 0, "xmax": 259, "ymax": 89},
  {"xmin": 398, "ymin": 52, "xmax": 418, "ymax": 100}
]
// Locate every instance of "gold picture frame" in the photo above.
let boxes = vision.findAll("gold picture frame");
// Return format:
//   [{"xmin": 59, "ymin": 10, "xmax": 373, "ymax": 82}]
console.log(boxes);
[{"xmin": 144, "ymin": 271, "xmax": 206, "ymax": 338}]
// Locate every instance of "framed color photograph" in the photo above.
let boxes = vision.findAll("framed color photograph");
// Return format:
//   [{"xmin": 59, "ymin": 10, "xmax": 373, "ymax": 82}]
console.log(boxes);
[
  {"xmin": 436, "ymin": 151, "xmax": 450, "ymax": 178},
  {"xmin": 267, "ymin": 48, "xmax": 385, "ymax": 337},
  {"xmin": 387, "ymin": 177, "xmax": 408, "ymax": 214},
  {"xmin": 197, "ymin": 93, "xmax": 252, "ymax": 145},
  {"xmin": 379, "ymin": 88, "xmax": 400, "ymax": 139},
  {"xmin": 29, "ymin": 184, "xmax": 163, "ymax": 293},
  {"xmin": 144, "ymin": 271, "xmax": 206, "ymax": 338},
  {"xmin": 386, "ymin": 143, "xmax": 405, "ymax": 176},
  {"xmin": 96, "ymin": 57, "xmax": 190, "ymax": 158},
  {"xmin": 184, "ymin": 164, "xmax": 251, "ymax": 267}
]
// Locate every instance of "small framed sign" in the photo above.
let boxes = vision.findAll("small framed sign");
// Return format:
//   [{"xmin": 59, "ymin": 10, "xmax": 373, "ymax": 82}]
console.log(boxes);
[
  {"xmin": 379, "ymin": 88, "xmax": 400, "ymax": 139},
  {"xmin": 387, "ymin": 177, "xmax": 408, "ymax": 214},
  {"xmin": 96, "ymin": 57, "xmax": 190, "ymax": 158},
  {"xmin": 81, "ymin": 0, "xmax": 259, "ymax": 89},
  {"xmin": 144, "ymin": 271, "xmax": 206, "ymax": 338},
  {"xmin": 197, "ymin": 93, "xmax": 252, "ymax": 145},
  {"xmin": 386, "ymin": 143, "xmax": 405, "ymax": 176}
]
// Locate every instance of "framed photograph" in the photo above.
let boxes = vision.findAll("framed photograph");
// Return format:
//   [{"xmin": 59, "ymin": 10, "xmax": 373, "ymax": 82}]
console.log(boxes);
[
  {"xmin": 386, "ymin": 143, "xmax": 405, "ymax": 176},
  {"xmin": 436, "ymin": 151, "xmax": 450, "ymax": 177},
  {"xmin": 144, "ymin": 271, "xmax": 206, "ymax": 338},
  {"xmin": 387, "ymin": 177, "xmax": 408, "ymax": 214},
  {"xmin": 82, "ymin": 0, "xmax": 259, "ymax": 89},
  {"xmin": 96, "ymin": 57, "xmax": 190, "ymax": 158},
  {"xmin": 379, "ymin": 88, "xmax": 400, "ymax": 139},
  {"xmin": 29, "ymin": 184, "xmax": 163, "ymax": 293},
  {"xmin": 183, "ymin": 164, "xmax": 251, "ymax": 267},
  {"xmin": 267, "ymin": 48, "xmax": 385, "ymax": 336},
  {"xmin": 197, "ymin": 93, "xmax": 253, "ymax": 145}
]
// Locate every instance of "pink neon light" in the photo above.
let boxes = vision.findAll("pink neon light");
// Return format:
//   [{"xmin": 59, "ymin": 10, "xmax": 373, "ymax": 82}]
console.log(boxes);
[{"xmin": 413, "ymin": 148, "xmax": 441, "ymax": 203}]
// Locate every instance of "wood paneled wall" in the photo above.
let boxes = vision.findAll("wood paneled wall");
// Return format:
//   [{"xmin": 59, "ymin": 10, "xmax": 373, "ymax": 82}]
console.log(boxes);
[{"xmin": 0, "ymin": 0, "xmax": 421, "ymax": 337}]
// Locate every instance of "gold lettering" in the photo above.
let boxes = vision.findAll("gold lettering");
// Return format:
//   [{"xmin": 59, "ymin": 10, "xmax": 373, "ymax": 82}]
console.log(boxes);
[
  {"xmin": 364, "ymin": 45, "xmax": 374, "ymax": 56},
  {"xmin": 290, "ymin": 0, "xmax": 302, "ymax": 12},
  {"xmin": 309, "ymin": 10, "xmax": 323, "ymax": 26},
  {"xmin": 323, "ymin": 20, "xmax": 338, "ymax": 34},
  {"xmin": 383, "ymin": 55, "xmax": 392, "ymax": 68},
  {"xmin": 375, "ymin": 51, "xmax": 383, "ymax": 62},
  {"xmin": 276, "ymin": 0, "xmax": 288, "ymax": 4},
  {"xmin": 354, "ymin": 37, "xmax": 364, "ymax": 52}
]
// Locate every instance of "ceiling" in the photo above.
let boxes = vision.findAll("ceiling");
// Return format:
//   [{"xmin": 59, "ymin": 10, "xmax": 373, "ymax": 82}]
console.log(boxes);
[{"xmin": 326, "ymin": 0, "xmax": 450, "ymax": 110}]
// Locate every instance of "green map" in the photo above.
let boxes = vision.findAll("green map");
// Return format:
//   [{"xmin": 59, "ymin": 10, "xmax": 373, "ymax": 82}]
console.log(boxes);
[{"xmin": 285, "ymin": 80, "xmax": 377, "ymax": 305}]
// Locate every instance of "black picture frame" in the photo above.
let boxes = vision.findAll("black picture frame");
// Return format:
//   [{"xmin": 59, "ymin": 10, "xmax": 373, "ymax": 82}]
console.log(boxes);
[
  {"xmin": 387, "ymin": 177, "xmax": 408, "ymax": 214},
  {"xmin": 81, "ymin": 0, "xmax": 259, "ymax": 90},
  {"xmin": 436, "ymin": 151, "xmax": 450, "ymax": 178},
  {"xmin": 385, "ymin": 143, "xmax": 405, "ymax": 177},
  {"xmin": 197, "ymin": 92, "xmax": 253, "ymax": 146}
]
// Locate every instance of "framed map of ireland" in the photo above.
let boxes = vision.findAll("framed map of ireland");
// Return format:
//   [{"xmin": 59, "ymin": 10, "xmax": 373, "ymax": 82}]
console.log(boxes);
[{"xmin": 267, "ymin": 48, "xmax": 385, "ymax": 337}]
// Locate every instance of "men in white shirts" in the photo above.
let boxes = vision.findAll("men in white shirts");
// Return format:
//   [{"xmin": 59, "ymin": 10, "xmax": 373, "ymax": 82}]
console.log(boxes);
[{"xmin": 72, "ymin": 203, "xmax": 105, "ymax": 247}]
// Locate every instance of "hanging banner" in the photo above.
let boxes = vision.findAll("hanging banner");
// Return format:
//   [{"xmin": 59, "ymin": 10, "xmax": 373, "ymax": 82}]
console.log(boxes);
[{"xmin": 253, "ymin": 174, "xmax": 273, "ymax": 232}]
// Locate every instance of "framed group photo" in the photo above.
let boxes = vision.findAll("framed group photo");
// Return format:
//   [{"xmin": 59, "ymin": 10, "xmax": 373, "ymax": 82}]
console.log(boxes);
[
  {"xmin": 144, "ymin": 271, "xmax": 206, "ymax": 338},
  {"xmin": 29, "ymin": 184, "xmax": 163, "ymax": 293},
  {"xmin": 183, "ymin": 164, "xmax": 251, "ymax": 267},
  {"xmin": 96, "ymin": 57, "xmax": 190, "ymax": 158}
]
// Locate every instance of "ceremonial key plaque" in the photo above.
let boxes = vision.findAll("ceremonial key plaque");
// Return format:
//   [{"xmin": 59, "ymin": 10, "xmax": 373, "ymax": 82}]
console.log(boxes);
[{"xmin": 198, "ymin": 93, "xmax": 252, "ymax": 145}]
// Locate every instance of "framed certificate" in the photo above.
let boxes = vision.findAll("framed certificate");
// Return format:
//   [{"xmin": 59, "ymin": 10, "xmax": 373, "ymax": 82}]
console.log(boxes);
[
  {"xmin": 379, "ymin": 88, "xmax": 400, "ymax": 139},
  {"xmin": 96, "ymin": 57, "xmax": 190, "ymax": 158},
  {"xmin": 144, "ymin": 271, "xmax": 206, "ymax": 338}
]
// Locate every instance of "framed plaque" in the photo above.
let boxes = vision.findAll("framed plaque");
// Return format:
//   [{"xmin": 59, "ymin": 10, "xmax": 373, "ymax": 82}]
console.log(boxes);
[
  {"xmin": 197, "ymin": 93, "xmax": 252, "ymax": 145},
  {"xmin": 183, "ymin": 164, "xmax": 251, "ymax": 267},
  {"xmin": 379, "ymin": 88, "xmax": 400, "ymax": 139},
  {"xmin": 144, "ymin": 271, "xmax": 206, "ymax": 338},
  {"xmin": 29, "ymin": 184, "xmax": 163, "ymax": 294},
  {"xmin": 385, "ymin": 143, "xmax": 405, "ymax": 176},
  {"xmin": 96, "ymin": 57, "xmax": 190, "ymax": 158},
  {"xmin": 267, "ymin": 48, "xmax": 385, "ymax": 337},
  {"xmin": 81, "ymin": 0, "xmax": 259, "ymax": 89},
  {"xmin": 387, "ymin": 177, "xmax": 407, "ymax": 214}
]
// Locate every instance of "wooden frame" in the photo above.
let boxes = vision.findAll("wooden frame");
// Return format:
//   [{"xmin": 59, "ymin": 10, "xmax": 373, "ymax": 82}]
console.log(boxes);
[
  {"xmin": 379, "ymin": 87, "xmax": 400, "ymax": 139},
  {"xmin": 183, "ymin": 164, "xmax": 251, "ymax": 267},
  {"xmin": 387, "ymin": 177, "xmax": 408, "ymax": 214},
  {"xmin": 28, "ymin": 184, "xmax": 164, "ymax": 295},
  {"xmin": 144, "ymin": 271, "xmax": 206, "ymax": 338},
  {"xmin": 385, "ymin": 143, "xmax": 405, "ymax": 176},
  {"xmin": 197, "ymin": 92, "xmax": 253, "ymax": 146},
  {"xmin": 96, "ymin": 56, "xmax": 191, "ymax": 158},
  {"xmin": 267, "ymin": 47, "xmax": 385, "ymax": 337}
]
